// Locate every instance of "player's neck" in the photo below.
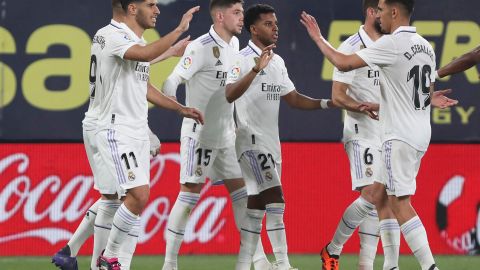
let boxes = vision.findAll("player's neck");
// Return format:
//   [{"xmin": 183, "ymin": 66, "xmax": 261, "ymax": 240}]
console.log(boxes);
[
  {"xmin": 389, "ymin": 18, "xmax": 411, "ymax": 34},
  {"xmin": 212, "ymin": 24, "xmax": 233, "ymax": 44},
  {"xmin": 363, "ymin": 22, "xmax": 381, "ymax": 41},
  {"xmin": 124, "ymin": 18, "xmax": 145, "ymax": 39},
  {"xmin": 251, "ymin": 38, "xmax": 267, "ymax": 50}
]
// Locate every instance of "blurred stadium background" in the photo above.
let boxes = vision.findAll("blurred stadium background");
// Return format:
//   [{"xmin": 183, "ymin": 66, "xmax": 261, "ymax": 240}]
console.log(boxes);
[{"xmin": 0, "ymin": 0, "xmax": 479, "ymax": 269}]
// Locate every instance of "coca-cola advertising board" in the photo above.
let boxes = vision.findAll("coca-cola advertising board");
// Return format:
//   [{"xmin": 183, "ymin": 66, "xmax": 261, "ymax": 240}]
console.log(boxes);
[{"xmin": 0, "ymin": 143, "xmax": 479, "ymax": 256}]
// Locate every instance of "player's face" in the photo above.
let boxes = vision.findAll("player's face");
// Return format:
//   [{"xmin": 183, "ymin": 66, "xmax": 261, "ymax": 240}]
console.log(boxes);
[
  {"xmin": 135, "ymin": 0, "xmax": 160, "ymax": 29},
  {"xmin": 222, "ymin": 3, "xmax": 244, "ymax": 36},
  {"xmin": 253, "ymin": 13, "xmax": 279, "ymax": 46},
  {"xmin": 376, "ymin": 0, "xmax": 392, "ymax": 33}
]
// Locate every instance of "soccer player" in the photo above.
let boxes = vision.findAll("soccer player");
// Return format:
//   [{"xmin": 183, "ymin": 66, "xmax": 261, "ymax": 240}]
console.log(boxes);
[
  {"xmin": 225, "ymin": 4, "xmax": 333, "ymax": 270},
  {"xmin": 161, "ymin": 1, "xmax": 270, "ymax": 269},
  {"xmin": 90, "ymin": 1, "xmax": 203, "ymax": 269},
  {"xmin": 301, "ymin": 0, "xmax": 457, "ymax": 269},
  {"xmin": 436, "ymin": 45, "xmax": 480, "ymax": 78},
  {"xmin": 321, "ymin": 1, "xmax": 400, "ymax": 269}
]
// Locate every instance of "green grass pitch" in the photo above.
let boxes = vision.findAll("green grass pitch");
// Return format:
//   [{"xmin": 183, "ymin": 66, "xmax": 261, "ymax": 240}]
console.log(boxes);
[{"xmin": 1, "ymin": 255, "xmax": 479, "ymax": 269}]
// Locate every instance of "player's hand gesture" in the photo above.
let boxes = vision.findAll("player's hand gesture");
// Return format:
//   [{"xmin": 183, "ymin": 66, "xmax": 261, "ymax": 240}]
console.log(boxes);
[
  {"xmin": 178, "ymin": 106, "xmax": 205, "ymax": 125},
  {"xmin": 358, "ymin": 102, "xmax": 379, "ymax": 120},
  {"xmin": 300, "ymin": 11, "xmax": 323, "ymax": 43},
  {"xmin": 431, "ymin": 89, "xmax": 458, "ymax": 109},
  {"xmin": 170, "ymin": 36, "xmax": 191, "ymax": 57},
  {"xmin": 177, "ymin": 6, "xmax": 200, "ymax": 33},
  {"xmin": 254, "ymin": 44, "xmax": 276, "ymax": 72}
]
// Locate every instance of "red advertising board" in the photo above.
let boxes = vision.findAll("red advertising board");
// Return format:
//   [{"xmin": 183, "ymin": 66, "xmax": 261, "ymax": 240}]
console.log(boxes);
[{"xmin": 0, "ymin": 143, "xmax": 479, "ymax": 256}]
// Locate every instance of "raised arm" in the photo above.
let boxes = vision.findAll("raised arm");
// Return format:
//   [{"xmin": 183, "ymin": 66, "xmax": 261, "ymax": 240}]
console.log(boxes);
[
  {"xmin": 124, "ymin": 6, "xmax": 199, "ymax": 62},
  {"xmin": 150, "ymin": 36, "xmax": 191, "ymax": 65},
  {"xmin": 437, "ymin": 45, "xmax": 480, "ymax": 78},
  {"xmin": 225, "ymin": 44, "xmax": 275, "ymax": 103},
  {"xmin": 300, "ymin": 11, "xmax": 367, "ymax": 72}
]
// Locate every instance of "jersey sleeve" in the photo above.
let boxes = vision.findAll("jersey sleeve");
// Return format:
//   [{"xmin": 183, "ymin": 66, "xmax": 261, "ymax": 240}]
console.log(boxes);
[
  {"xmin": 279, "ymin": 57, "xmax": 295, "ymax": 96},
  {"xmin": 107, "ymin": 31, "xmax": 137, "ymax": 59},
  {"xmin": 332, "ymin": 42, "xmax": 357, "ymax": 84},
  {"xmin": 172, "ymin": 42, "xmax": 204, "ymax": 81},
  {"xmin": 225, "ymin": 54, "xmax": 245, "ymax": 85},
  {"xmin": 356, "ymin": 35, "xmax": 397, "ymax": 68}
]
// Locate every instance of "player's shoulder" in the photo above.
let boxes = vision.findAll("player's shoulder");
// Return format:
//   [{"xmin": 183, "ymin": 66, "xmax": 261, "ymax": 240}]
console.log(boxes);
[
  {"xmin": 239, "ymin": 46, "xmax": 256, "ymax": 58},
  {"xmin": 338, "ymin": 33, "xmax": 362, "ymax": 52},
  {"xmin": 192, "ymin": 32, "xmax": 216, "ymax": 48}
]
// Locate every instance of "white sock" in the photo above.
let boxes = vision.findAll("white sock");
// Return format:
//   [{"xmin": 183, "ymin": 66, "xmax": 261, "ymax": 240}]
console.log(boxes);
[
  {"xmin": 328, "ymin": 197, "xmax": 375, "ymax": 256},
  {"xmin": 91, "ymin": 200, "xmax": 121, "ymax": 270},
  {"xmin": 358, "ymin": 210, "xmax": 380, "ymax": 270},
  {"xmin": 118, "ymin": 218, "xmax": 141, "ymax": 270},
  {"xmin": 104, "ymin": 203, "xmax": 139, "ymax": 258},
  {"xmin": 236, "ymin": 208, "xmax": 265, "ymax": 270},
  {"xmin": 230, "ymin": 187, "xmax": 269, "ymax": 269},
  {"xmin": 380, "ymin": 219, "xmax": 400, "ymax": 270},
  {"xmin": 401, "ymin": 216, "xmax": 435, "ymax": 270},
  {"xmin": 68, "ymin": 198, "xmax": 101, "ymax": 256},
  {"xmin": 163, "ymin": 192, "xmax": 200, "ymax": 268},
  {"xmin": 266, "ymin": 203, "xmax": 290, "ymax": 268}
]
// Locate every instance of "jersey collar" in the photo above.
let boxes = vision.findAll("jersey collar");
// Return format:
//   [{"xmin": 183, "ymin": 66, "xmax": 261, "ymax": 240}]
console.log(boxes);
[
  {"xmin": 247, "ymin": 40, "xmax": 261, "ymax": 56},
  {"xmin": 208, "ymin": 25, "xmax": 235, "ymax": 48},
  {"xmin": 358, "ymin": 25, "xmax": 375, "ymax": 48},
  {"xmin": 110, "ymin": 19, "xmax": 123, "ymax": 29},
  {"xmin": 393, "ymin": 26, "xmax": 417, "ymax": 35}
]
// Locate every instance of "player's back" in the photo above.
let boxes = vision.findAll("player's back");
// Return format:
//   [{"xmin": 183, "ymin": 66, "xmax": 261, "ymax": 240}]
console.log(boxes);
[
  {"xmin": 174, "ymin": 27, "xmax": 239, "ymax": 148},
  {"xmin": 378, "ymin": 27, "xmax": 436, "ymax": 151},
  {"xmin": 95, "ymin": 22, "xmax": 150, "ymax": 139},
  {"xmin": 83, "ymin": 21, "xmax": 122, "ymax": 130}
]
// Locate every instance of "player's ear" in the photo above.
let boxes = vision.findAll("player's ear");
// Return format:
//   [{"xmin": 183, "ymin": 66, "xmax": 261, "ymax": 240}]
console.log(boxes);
[{"xmin": 128, "ymin": 3, "xmax": 137, "ymax": 15}]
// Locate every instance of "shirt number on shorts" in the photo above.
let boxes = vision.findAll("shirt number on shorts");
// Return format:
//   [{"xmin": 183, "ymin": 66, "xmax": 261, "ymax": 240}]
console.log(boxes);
[
  {"xmin": 364, "ymin": 148, "xmax": 373, "ymax": 165},
  {"xmin": 195, "ymin": 148, "xmax": 213, "ymax": 166},
  {"xmin": 257, "ymin": 153, "xmax": 275, "ymax": 170},
  {"xmin": 408, "ymin": 64, "xmax": 432, "ymax": 110},
  {"xmin": 121, "ymin": 152, "xmax": 138, "ymax": 170}
]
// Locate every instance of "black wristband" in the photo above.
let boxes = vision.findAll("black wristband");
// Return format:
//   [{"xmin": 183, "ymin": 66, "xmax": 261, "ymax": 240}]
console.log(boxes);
[{"xmin": 252, "ymin": 66, "xmax": 260, "ymax": 73}]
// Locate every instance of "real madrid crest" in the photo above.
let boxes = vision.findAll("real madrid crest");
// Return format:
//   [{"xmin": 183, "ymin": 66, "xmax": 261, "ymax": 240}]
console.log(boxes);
[
  {"xmin": 212, "ymin": 46, "xmax": 220, "ymax": 58},
  {"xmin": 253, "ymin": 57, "xmax": 259, "ymax": 65},
  {"xmin": 265, "ymin": 171, "xmax": 273, "ymax": 181},
  {"xmin": 195, "ymin": 167, "xmax": 203, "ymax": 177},
  {"xmin": 128, "ymin": 171, "xmax": 136, "ymax": 181},
  {"xmin": 360, "ymin": 45, "xmax": 365, "ymax": 49},
  {"xmin": 365, "ymin": 167, "xmax": 373, "ymax": 177}
]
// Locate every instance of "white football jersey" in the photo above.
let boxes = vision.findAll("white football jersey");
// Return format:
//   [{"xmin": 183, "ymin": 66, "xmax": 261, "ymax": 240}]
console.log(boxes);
[
  {"xmin": 226, "ymin": 41, "xmax": 295, "ymax": 162},
  {"xmin": 333, "ymin": 26, "xmax": 381, "ymax": 148},
  {"xmin": 95, "ymin": 22, "xmax": 150, "ymax": 140},
  {"xmin": 82, "ymin": 20, "xmax": 123, "ymax": 131},
  {"xmin": 356, "ymin": 26, "xmax": 436, "ymax": 151},
  {"xmin": 172, "ymin": 25, "xmax": 239, "ymax": 148}
]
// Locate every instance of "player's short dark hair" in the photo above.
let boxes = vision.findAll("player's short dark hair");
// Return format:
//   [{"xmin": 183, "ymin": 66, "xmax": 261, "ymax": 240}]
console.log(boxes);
[
  {"xmin": 209, "ymin": 0, "xmax": 244, "ymax": 11},
  {"xmin": 362, "ymin": 0, "xmax": 379, "ymax": 17},
  {"xmin": 385, "ymin": 0, "xmax": 414, "ymax": 15},
  {"xmin": 112, "ymin": 0, "xmax": 122, "ymax": 8},
  {"xmin": 119, "ymin": 0, "xmax": 144, "ymax": 12},
  {"xmin": 244, "ymin": 4, "xmax": 275, "ymax": 33}
]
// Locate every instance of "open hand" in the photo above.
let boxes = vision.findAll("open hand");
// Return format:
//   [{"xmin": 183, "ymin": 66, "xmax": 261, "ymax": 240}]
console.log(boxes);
[
  {"xmin": 177, "ymin": 6, "xmax": 200, "ymax": 33},
  {"xmin": 300, "ymin": 11, "xmax": 323, "ymax": 43},
  {"xmin": 432, "ymin": 89, "xmax": 458, "ymax": 109}
]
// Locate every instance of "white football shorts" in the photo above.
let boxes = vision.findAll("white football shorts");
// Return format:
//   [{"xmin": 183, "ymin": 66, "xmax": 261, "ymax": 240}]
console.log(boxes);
[
  {"xmin": 96, "ymin": 129, "xmax": 150, "ymax": 197},
  {"xmin": 179, "ymin": 136, "xmax": 242, "ymax": 184},
  {"xmin": 83, "ymin": 127, "xmax": 101, "ymax": 191},
  {"xmin": 345, "ymin": 140, "xmax": 382, "ymax": 191},
  {"xmin": 239, "ymin": 150, "xmax": 281, "ymax": 195},
  {"xmin": 379, "ymin": 139, "xmax": 425, "ymax": 197}
]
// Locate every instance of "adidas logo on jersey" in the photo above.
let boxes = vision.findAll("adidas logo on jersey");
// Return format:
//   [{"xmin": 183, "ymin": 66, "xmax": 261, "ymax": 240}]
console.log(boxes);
[
  {"xmin": 215, "ymin": 59, "xmax": 223, "ymax": 66},
  {"xmin": 259, "ymin": 70, "xmax": 266, "ymax": 75}
]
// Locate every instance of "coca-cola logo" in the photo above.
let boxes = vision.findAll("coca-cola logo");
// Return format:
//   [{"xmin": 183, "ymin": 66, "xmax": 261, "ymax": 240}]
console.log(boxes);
[{"xmin": 0, "ymin": 152, "xmax": 229, "ymax": 246}]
